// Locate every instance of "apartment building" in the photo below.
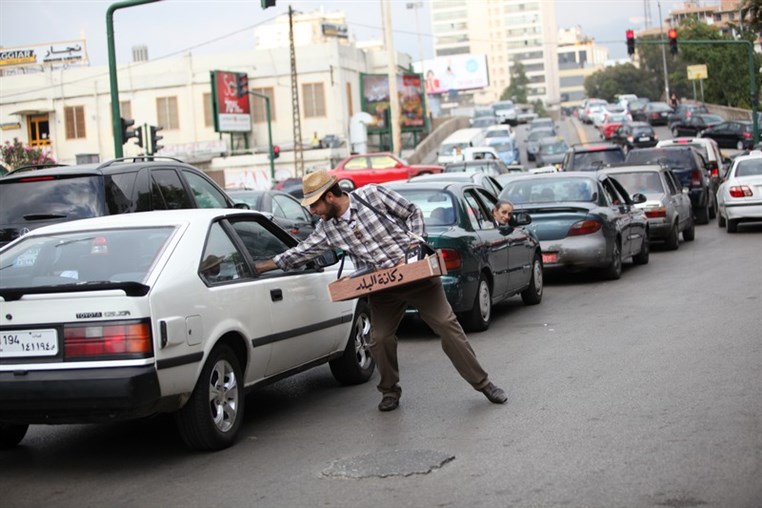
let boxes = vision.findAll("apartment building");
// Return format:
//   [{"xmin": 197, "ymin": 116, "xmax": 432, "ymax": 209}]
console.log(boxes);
[{"xmin": 557, "ymin": 27, "xmax": 610, "ymax": 108}]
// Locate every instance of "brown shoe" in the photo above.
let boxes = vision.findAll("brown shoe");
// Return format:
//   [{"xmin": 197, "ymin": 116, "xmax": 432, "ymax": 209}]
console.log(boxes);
[
  {"xmin": 481, "ymin": 382, "xmax": 507, "ymax": 404},
  {"xmin": 378, "ymin": 396, "xmax": 400, "ymax": 412}
]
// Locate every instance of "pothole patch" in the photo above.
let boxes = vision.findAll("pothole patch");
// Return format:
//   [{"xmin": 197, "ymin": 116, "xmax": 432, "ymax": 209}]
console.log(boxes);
[{"xmin": 322, "ymin": 449, "xmax": 455, "ymax": 479}]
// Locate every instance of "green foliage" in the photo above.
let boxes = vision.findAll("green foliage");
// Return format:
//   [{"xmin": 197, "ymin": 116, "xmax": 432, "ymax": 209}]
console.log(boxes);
[
  {"xmin": 0, "ymin": 138, "xmax": 56, "ymax": 170},
  {"xmin": 584, "ymin": 63, "xmax": 661, "ymax": 102},
  {"xmin": 531, "ymin": 99, "xmax": 547, "ymax": 117},
  {"xmin": 501, "ymin": 62, "xmax": 528, "ymax": 103}
]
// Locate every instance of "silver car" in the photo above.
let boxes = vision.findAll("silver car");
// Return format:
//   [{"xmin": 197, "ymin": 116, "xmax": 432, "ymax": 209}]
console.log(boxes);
[{"xmin": 602, "ymin": 165, "xmax": 695, "ymax": 250}]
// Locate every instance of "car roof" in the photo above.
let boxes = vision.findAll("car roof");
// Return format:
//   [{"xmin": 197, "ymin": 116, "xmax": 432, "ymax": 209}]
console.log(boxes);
[
  {"xmin": 600, "ymin": 164, "xmax": 667, "ymax": 174},
  {"xmin": 0, "ymin": 157, "xmax": 197, "ymax": 182},
  {"xmin": 498, "ymin": 171, "xmax": 604, "ymax": 182},
  {"xmin": 571, "ymin": 143, "xmax": 621, "ymax": 152},
  {"xmin": 385, "ymin": 180, "xmax": 479, "ymax": 193}
]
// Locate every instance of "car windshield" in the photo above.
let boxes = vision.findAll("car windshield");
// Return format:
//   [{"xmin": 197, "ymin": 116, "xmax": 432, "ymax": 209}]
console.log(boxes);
[
  {"xmin": 394, "ymin": 189, "xmax": 457, "ymax": 226},
  {"xmin": 0, "ymin": 226, "xmax": 176, "ymax": 289},
  {"xmin": 574, "ymin": 149, "xmax": 625, "ymax": 170},
  {"xmin": 607, "ymin": 115, "xmax": 628, "ymax": 123},
  {"xmin": 500, "ymin": 177, "xmax": 597, "ymax": 205},
  {"xmin": 610, "ymin": 172, "xmax": 664, "ymax": 196},
  {"xmin": 632, "ymin": 127, "xmax": 654, "ymax": 136},
  {"xmin": 539, "ymin": 140, "xmax": 568, "ymax": 155},
  {"xmin": 0, "ymin": 176, "xmax": 107, "ymax": 224},
  {"xmin": 735, "ymin": 159, "xmax": 762, "ymax": 177},
  {"xmin": 488, "ymin": 142, "xmax": 514, "ymax": 153}
]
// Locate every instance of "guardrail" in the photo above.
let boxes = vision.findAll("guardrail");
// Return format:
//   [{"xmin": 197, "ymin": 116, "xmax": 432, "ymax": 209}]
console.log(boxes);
[{"xmin": 405, "ymin": 116, "xmax": 471, "ymax": 165}]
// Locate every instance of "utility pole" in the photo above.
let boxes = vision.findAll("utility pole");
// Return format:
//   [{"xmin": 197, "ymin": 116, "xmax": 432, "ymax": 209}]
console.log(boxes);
[
  {"xmin": 288, "ymin": 6, "xmax": 305, "ymax": 177},
  {"xmin": 658, "ymin": 0, "xmax": 670, "ymax": 100},
  {"xmin": 381, "ymin": 0, "xmax": 401, "ymax": 155}
]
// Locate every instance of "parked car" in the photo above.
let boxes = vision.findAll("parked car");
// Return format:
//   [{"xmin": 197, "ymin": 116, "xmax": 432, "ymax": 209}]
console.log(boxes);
[
  {"xmin": 610, "ymin": 122, "xmax": 658, "ymax": 152},
  {"xmin": 561, "ymin": 143, "xmax": 625, "ymax": 171},
  {"xmin": 409, "ymin": 171, "xmax": 504, "ymax": 198},
  {"xmin": 329, "ymin": 152, "xmax": 442, "ymax": 191},
  {"xmin": 0, "ymin": 209, "xmax": 374, "ymax": 450},
  {"xmin": 640, "ymin": 102, "xmax": 673, "ymax": 125},
  {"xmin": 444, "ymin": 159, "xmax": 512, "ymax": 177},
  {"xmin": 671, "ymin": 113, "xmax": 723, "ymax": 137},
  {"xmin": 385, "ymin": 181, "xmax": 543, "ymax": 331},
  {"xmin": 601, "ymin": 165, "xmax": 694, "ymax": 249},
  {"xmin": 716, "ymin": 151, "xmax": 762, "ymax": 232},
  {"xmin": 498, "ymin": 172, "xmax": 650, "ymax": 279},
  {"xmin": 534, "ymin": 136, "xmax": 569, "ymax": 169},
  {"xmin": 625, "ymin": 146, "xmax": 715, "ymax": 224},
  {"xmin": 699, "ymin": 121, "xmax": 755, "ymax": 150},
  {"xmin": 0, "ymin": 156, "xmax": 246, "ymax": 248},
  {"xmin": 526, "ymin": 128, "xmax": 555, "ymax": 161},
  {"xmin": 227, "ymin": 189, "xmax": 316, "ymax": 240}
]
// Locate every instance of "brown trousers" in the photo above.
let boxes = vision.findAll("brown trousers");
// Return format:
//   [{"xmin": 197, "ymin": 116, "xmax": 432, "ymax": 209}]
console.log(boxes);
[{"xmin": 367, "ymin": 276, "xmax": 490, "ymax": 399}]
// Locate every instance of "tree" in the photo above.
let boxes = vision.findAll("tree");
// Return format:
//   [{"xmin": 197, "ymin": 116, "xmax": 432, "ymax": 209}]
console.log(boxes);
[
  {"xmin": 584, "ymin": 63, "xmax": 661, "ymax": 102},
  {"xmin": 740, "ymin": 0, "xmax": 762, "ymax": 33},
  {"xmin": 0, "ymin": 138, "xmax": 56, "ymax": 170},
  {"xmin": 501, "ymin": 62, "xmax": 528, "ymax": 103}
]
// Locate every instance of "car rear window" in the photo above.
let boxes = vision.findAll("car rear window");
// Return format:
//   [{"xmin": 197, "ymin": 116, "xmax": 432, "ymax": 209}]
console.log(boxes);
[
  {"xmin": 500, "ymin": 177, "xmax": 597, "ymax": 205},
  {"xmin": 573, "ymin": 149, "xmax": 625, "ymax": 170},
  {"xmin": 626, "ymin": 148, "xmax": 695, "ymax": 169},
  {"xmin": 631, "ymin": 127, "xmax": 654, "ymax": 136},
  {"xmin": 0, "ymin": 175, "xmax": 106, "ymax": 224},
  {"xmin": 735, "ymin": 159, "xmax": 762, "ymax": 177},
  {"xmin": 610, "ymin": 172, "xmax": 665, "ymax": 196},
  {"xmin": 394, "ymin": 189, "xmax": 457, "ymax": 226}
]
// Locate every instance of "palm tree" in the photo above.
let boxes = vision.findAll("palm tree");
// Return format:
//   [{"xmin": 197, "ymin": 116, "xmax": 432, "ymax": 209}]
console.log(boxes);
[{"xmin": 739, "ymin": 0, "xmax": 761, "ymax": 33}]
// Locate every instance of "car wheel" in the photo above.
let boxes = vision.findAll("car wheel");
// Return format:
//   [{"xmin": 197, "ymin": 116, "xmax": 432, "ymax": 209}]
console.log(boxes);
[
  {"xmin": 338, "ymin": 179, "xmax": 356, "ymax": 191},
  {"xmin": 520, "ymin": 254, "xmax": 543, "ymax": 305},
  {"xmin": 709, "ymin": 194, "xmax": 717, "ymax": 219},
  {"xmin": 683, "ymin": 216, "xmax": 696, "ymax": 241},
  {"xmin": 175, "ymin": 344, "xmax": 244, "ymax": 451},
  {"xmin": 717, "ymin": 210, "xmax": 726, "ymax": 228},
  {"xmin": 694, "ymin": 204, "xmax": 709, "ymax": 225},
  {"xmin": 726, "ymin": 218, "xmax": 739, "ymax": 233},
  {"xmin": 601, "ymin": 239, "xmax": 622, "ymax": 280},
  {"xmin": 462, "ymin": 274, "xmax": 492, "ymax": 332},
  {"xmin": 329, "ymin": 300, "xmax": 375, "ymax": 385},
  {"xmin": 632, "ymin": 232, "xmax": 650, "ymax": 265},
  {"xmin": 736, "ymin": 140, "xmax": 744, "ymax": 150},
  {"xmin": 0, "ymin": 423, "xmax": 29, "ymax": 450},
  {"xmin": 665, "ymin": 221, "xmax": 680, "ymax": 250}
]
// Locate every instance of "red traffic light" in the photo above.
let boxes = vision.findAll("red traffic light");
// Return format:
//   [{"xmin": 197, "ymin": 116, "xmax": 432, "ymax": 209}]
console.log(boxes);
[
  {"xmin": 668, "ymin": 29, "xmax": 678, "ymax": 39},
  {"xmin": 271, "ymin": 145, "xmax": 280, "ymax": 160},
  {"xmin": 626, "ymin": 30, "xmax": 634, "ymax": 40},
  {"xmin": 626, "ymin": 29, "xmax": 635, "ymax": 56},
  {"xmin": 668, "ymin": 29, "xmax": 678, "ymax": 55}
]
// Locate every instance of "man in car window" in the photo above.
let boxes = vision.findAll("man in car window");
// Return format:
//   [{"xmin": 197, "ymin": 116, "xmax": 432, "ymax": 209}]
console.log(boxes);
[{"xmin": 255, "ymin": 171, "xmax": 507, "ymax": 412}]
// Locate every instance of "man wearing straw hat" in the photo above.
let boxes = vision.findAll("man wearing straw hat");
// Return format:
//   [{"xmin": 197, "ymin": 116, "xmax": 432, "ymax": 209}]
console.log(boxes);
[{"xmin": 255, "ymin": 170, "xmax": 507, "ymax": 412}]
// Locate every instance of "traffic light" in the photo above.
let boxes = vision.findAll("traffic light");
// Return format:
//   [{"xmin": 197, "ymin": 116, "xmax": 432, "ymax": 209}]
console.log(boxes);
[
  {"xmin": 626, "ymin": 30, "xmax": 635, "ymax": 56},
  {"xmin": 271, "ymin": 145, "xmax": 280, "ymax": 160},
  {"xmin": 148, "ymin": 125, "xmax": 164, "ymax": 155},
  {"xmin": 134, "ymin": 125, "xmax": 144, "ymax": 148},
  {"xmin": 120, "ymin": 117, "xmax": 136, "ymax": 144},
  {"xmin": 668, "ymin": 29, "xmax": 678, "ymax": 55},
  {"xmin": 261, "ymin": 0, "xmax": 276, "ymax": 8},
  {"xmin": 236, "ymin": 73, "xmax": 249, "ymax": 98}
]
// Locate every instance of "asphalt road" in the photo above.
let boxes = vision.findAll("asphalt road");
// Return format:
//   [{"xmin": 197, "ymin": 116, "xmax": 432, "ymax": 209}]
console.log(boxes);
[{"xmin": 3, "ymin": 202, "xmax": 761, "ymax": 507}]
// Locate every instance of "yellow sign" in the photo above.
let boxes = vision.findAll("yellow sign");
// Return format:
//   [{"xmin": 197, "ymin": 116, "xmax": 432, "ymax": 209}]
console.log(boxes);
[{"xmin": 687, "ymin": 64, "xmax": 708, "ymax": 80}]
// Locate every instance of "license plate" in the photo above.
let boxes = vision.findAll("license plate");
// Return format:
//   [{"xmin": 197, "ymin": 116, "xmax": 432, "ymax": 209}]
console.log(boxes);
[
  {"xmin": 0, "ymin": 329, "xmax": 59, "ymax": 358},
  {"xmin": 638, "ymin": 136, "xmax": 650, "ymax": 142},
  {"xmin": 542, "ymin": 252, "xmax": 558, "ymax": 264}
]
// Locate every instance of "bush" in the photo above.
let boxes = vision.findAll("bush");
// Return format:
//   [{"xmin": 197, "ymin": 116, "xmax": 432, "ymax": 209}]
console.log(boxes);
[{"xmin": 0, "ymin": 137, "xmax": 56, "ymax": 170}]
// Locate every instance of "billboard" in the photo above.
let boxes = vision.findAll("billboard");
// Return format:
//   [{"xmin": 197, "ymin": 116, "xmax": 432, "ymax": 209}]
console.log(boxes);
[
  {"xmin": 210, "ymin": 70, "xmax": 251, "ymax": 133},
  {"xmin": 360, "ymin": 73, "xmax": 426, "ymax": 133},
  {"xmin": 0, "ymin": 40, "xmax": 88, "ymax": 69},
  {"xmin": 413, "ymin": 54, "xmax": 489, "ymax": 96}
]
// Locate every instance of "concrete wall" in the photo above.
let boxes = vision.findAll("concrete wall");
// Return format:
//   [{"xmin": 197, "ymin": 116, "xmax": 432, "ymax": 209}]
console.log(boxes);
[{"xmin": 405, "ymin": 116, "xmax": 470, "ymax": 165}]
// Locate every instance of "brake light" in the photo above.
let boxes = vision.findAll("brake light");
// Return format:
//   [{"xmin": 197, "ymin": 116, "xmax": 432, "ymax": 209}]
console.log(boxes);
[
  {"xmin": 64, "ymin": 320, "xmax": 152, "ymax": 359},
  {"xmin": 729, "ymin": 186, "xmax": 753, "ymax": 198},
  {"xmin": 742, "ymin": 131, "xmax": 752, "ymax": 139},
  {"xmin": 19, "ymin": 176, "xmax": 56, "ymax": 182},
  {"xmin": 568, "ymin": 220, "xmax": 602, "ymax": 236},
  {"xmin": 644, "ymin": 207, "xmax": 667, "ymax": 218},
  {"xmin": 691, "ymin": 169, "xmax": 702, "ymax": 187},
  {"xmin": 440, "ymin": 248, "xmax": 462, "ymax": 270}
]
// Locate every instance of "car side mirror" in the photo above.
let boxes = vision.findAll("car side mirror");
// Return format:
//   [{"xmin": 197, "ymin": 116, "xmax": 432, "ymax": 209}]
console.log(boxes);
[
  {"xmin": 234, "ymin": 202, "xmax": 250, "ymax": 210},
  {"xmin": 632, "ymin": 193, "xmax": 647, "ymax": 204},
  {"xmin": 512, "ymin": 211, "xmax": 532, "ymax": 226},
  {"xmin": 314, "ymin": 250, "xmax": 340, "ymax": 267}
]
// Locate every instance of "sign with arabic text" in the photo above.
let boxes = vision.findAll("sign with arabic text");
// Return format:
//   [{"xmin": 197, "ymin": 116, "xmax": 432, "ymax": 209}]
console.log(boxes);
[{"xmin": 0, "ymin": 40, "xmax": 88, "ymax": 69}]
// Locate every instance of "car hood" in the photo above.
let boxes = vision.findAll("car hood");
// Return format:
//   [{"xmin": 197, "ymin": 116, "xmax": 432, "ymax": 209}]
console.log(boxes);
[{"xmin": 514, "ymin": 203, "xmax": 595, "ymax": 241}]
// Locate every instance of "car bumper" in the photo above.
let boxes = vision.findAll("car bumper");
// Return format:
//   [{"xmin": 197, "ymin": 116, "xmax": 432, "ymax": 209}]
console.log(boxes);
[
  {"xmin": 724, "ymin": 201, "xmax": 762, "ymax": 221},
  {"xmin": 646, "ymin": 219, "xmax": 673, "ymax": 239},
  {"xmin": 0, "ymin": 365, "xmax": 163, "ymax": 424},
  {"xmin": 689, "ymin": 188, "xmax": 708, "ymax": 208},
  {"xmin": 441, "ymin": 273, "xmax": 471, "ymax": 312},
  {"xmin": 539, "ymin": 234, "xmax": 609, "ymax": 270}
]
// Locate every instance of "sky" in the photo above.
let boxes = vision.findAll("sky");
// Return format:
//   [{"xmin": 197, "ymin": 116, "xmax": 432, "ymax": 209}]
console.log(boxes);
[{"xmin": 0, "ymin": 0, "xmax": 692, "ymax": 66}]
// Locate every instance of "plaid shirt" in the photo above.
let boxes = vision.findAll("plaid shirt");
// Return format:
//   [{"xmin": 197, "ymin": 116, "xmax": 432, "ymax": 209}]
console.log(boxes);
[{"xmin": 274, "ymin": 184, "xmax": 424, "ymax": 271}]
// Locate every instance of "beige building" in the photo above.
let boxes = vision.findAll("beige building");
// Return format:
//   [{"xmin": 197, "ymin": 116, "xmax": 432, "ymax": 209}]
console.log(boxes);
[{"xmin": 557, "ymin": 26, "xmax": 610, "ymax": 108}]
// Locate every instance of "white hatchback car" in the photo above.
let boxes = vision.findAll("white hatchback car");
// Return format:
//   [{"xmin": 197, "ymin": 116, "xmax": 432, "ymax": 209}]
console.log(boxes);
[
  {"xmin": 716, "ymin": 151, "xmax": 762, "ymax": 232},
  {"xmin": 0, "ymin": 210, "xmax": 374, "ymax": 451}
]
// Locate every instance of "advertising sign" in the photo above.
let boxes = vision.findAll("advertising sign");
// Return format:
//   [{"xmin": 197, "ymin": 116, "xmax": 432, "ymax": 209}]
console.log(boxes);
[
  {"xmin": 210, "ymin": 70, "xmax": 251, "ymax": 133},
  {"xmin": 361, "ymin": 73, "xmax": 426, "ymax": 133},
  {"xmin": 0, "ymin": 40, "xmax": 88, "ymax": 69},
  {"xmin": 412, "ymin": 54, "xmax": 489, "ymax": 96}
]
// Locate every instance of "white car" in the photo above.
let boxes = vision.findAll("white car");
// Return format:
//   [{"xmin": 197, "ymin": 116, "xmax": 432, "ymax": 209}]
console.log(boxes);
[
  {"xmin": 0, "ymin": 210, "xmax": 374, "ymax": 451},
  {"xmin": 716, "ymin": 151, "xmax": 762, "ymax": 232}
]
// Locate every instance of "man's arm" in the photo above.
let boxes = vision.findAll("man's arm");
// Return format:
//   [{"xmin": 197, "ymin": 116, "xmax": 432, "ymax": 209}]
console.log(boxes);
[{"xmin": 254, "ymin": 259, "xmax": 278, "ymax": 274}]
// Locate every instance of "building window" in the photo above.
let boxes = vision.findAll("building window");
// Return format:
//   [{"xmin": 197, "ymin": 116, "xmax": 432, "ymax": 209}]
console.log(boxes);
[
  {"xmin": 64, "ymin": 105, "xmax": 86, "ymax": 139},
  {"xmin": 302, "ymin": 83, "xmax": 326, "ymax": 118},
  {"xmin": 28, "ymin": 114, "xmax": 51, "ymax": 146},
  {"xmin": 156, "ymin": 96, "xmax": 179, "ymax": 130},
  {"xmin": 203, "ymin": 93, "xmax": 213, "ymax": 127},
  {"xmin": 250, "ymin": 87, "xmax": 275, "ymax": 123},
  {"xmin": 346, "ymin": 82, "xmax": 353, "ymax": 117}
]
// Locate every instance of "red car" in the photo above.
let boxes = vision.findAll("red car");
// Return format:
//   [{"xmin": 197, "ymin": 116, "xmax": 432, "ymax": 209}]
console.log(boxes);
[
  {"xmin": 328, "ymin": 152, "xmax": 443, "ymax": 190},
  {"xmin": 598, "ymin": 114, "xmax": 631, "ymax": 140}
]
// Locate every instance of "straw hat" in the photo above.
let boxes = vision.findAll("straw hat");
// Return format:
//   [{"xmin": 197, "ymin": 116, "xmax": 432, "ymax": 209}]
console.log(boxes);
[
  {"xmin": 200, "ymin": 254, "xmax": 223, "ymax": 273},
  {"xmin": 301, "ymin": 170, "xmax": 338, "ymax": 207}
]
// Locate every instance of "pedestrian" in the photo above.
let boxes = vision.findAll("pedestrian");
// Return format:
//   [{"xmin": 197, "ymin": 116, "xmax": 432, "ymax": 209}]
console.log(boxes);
[
  {"xmin": 492, "ymin": 200, "xmax": 514, "ymax": 226},
  {"xmin": 311, "ymin": 131, "xmax": 321, "ymax": 149},
  {"xmin": 669, "ymin": 92, "xmax": 679, "ymax": 109},
  {"xmin": 254, "ymin": 170, "xmax": 508, "ymax": 412}
]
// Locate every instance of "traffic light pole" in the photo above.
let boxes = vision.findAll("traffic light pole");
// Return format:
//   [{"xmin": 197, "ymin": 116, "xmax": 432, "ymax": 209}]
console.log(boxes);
[
  {"xmin": 248, "ymin": 91, "xmax": 275, "ymax": 181},
  {"xmin": 635, "ymin": 39, "xmax": 759, "ymax": 145},
  {"xmin": 107, "ymin": 0, "xmax": 160, "ymax": 158}
]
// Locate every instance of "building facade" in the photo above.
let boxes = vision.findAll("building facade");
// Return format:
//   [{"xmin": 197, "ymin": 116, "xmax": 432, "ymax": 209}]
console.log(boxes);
[{"xmin": 557, "ymin": 26, "xmax": 610, "ymax": 108}]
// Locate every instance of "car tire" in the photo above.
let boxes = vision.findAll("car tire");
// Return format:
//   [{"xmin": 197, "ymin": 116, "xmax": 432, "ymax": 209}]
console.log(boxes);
[
  {"xmin": 726, "ymin": 218, "xmax": 739, "ymax": 233},
  {"xmin": 665, "ymin": 221, "xmax": 680, "ymax": 250},
  {"xmin": 175, "ymin": 344, "xmax": 244, "ymax": 451},
  {"xmin": 632, "ymin": 232, "xmax": 650, "ymax": 265},
  {"xmin": 338, "ymin": 179, "xmax": 356, "ymax": 191},
  {"xmin": 717, "ymin": 211, "xmax": 726, "ymax": 228},
  {"xmin": 329, "ymin": 300, "xmax": 375, "ymax": 385},
  {"xmin": 709, "ymin": 195, "xmax": 717, "ymax": 219},
  {"xmin": 520, "ymin": 254, "xmax": 543, "ymax": 305},
  {"xmin": 462, "ymin": 274, "xmax": 492, "ymax": 332},
  {"xmin": 601, "ymin": 239, "xmax": 622, "ymax": 280},
  {"xmin": 683, "ymin": 216, "xmax": 695, "ymax": 241},
  {"xmin": 695, "ymin": 204, "xmax": 710, "ymax": 225},
  {"xmin": 0, "ymin": 423, "xmax": 29, "ymax": 450}
]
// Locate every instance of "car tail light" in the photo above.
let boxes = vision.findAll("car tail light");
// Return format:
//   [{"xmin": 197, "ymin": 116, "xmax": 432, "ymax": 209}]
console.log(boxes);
[
  {"xmin": 742, "ymin": 131, "xmax": 752, "ymax": 139},
  {"xmin": 707, "ymin": 161, "xmax": 719, "ymax": 178},
  {"xmin": 729, "ymin": 186, "xmax": 753, "ymax": 198},
  {"xmin": 645, "ymin": 207, "xmax": 667, "ymax": 218},
  {"xmin": 19, "ymin": 176, "xmax": 56, "ymax": 182},
  {"xmin": 440, "ymin": 248, "xmax": 461, "ymax": 271},
  {"xmin": 568, "ymin": 220, "xmax": 602, "ymax": 236},
  {"xmin": 691, "ymin": 169, "xmax": 702, "ymax": 187},
  {"xmin": 64, "ymin": 320, "xmax": 153, "ymax": 359}
]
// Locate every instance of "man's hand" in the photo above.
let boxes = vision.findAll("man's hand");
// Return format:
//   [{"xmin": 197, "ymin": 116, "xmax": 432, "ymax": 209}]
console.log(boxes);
[{"xmin": 254, "ymin": 259, "xmax": 278, "ymax": 274}]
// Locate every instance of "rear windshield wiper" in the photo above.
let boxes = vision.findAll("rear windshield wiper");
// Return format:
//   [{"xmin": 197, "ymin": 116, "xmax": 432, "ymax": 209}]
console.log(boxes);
[{"xmin": 22, "ymin": 213, "xmax": 68, "ymax": 220}]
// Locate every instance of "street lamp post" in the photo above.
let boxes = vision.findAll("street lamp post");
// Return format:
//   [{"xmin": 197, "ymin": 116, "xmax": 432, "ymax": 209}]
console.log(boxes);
[{"xmin": 657, "ymin": 0, "xmax": 670, "ymax": 101}]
